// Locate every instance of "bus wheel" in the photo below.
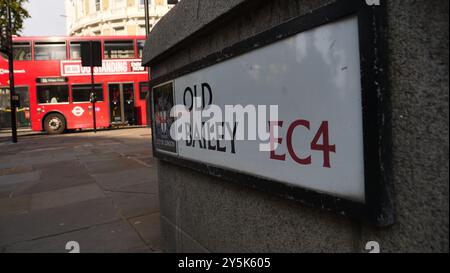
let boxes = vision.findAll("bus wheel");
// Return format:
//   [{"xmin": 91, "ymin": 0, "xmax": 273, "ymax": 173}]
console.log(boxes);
[{"xmin": 44, "ymin": 113, "xmax": 66, "ymax": 135}]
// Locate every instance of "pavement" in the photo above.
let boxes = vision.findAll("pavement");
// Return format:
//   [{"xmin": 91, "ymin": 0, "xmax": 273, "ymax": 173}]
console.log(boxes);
[{"xmin": 0, "ymin": 127, "xmax": 161, "ymax": 253}]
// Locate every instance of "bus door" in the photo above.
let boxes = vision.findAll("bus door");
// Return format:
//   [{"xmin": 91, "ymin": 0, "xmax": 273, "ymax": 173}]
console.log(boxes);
[
  {"xmin": 108, "ymin": 83, "xmax": 135, "ymax": 125},
  {"xmin": 70, "ymin": 84, "xmax": 106, "ymax": 129},
  {"xmin": 0, "ymin": 86, "xmax": 31, "ymax": 129}
]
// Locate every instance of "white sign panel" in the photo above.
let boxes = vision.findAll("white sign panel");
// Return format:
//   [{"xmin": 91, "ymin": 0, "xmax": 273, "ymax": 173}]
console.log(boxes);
[
  {"xmin": 156, "ymin": 16, "xmax": 366, "ymax": 202},
  {"xmin": 60, "ymin": 59, "xmax": 146, "ymax": 76}
]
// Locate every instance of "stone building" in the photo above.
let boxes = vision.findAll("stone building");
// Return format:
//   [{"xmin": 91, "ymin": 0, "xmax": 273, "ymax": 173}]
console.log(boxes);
[{"xmin": 65, "ymin": 0, "xmax": 177, "ymax": 36}]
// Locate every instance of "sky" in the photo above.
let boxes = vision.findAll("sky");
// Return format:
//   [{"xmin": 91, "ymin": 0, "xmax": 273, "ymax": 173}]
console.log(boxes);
[{"xmin": 22, "ymin": 0, "xmax": 66, "ymax": 36}]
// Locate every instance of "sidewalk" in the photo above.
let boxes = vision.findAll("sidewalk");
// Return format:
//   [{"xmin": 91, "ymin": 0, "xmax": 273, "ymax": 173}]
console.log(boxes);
[
  {"xmin": 0, "ymin": 128, "xmax": 43, "ymax": 142},
  {"xmin": 0, "ymin": 127, "xmax": 161, "ymax": 253}
]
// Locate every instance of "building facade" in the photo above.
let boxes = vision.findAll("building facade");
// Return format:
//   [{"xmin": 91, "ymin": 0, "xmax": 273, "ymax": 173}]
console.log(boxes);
[{"xmin": 65, "ymin": 0, "xmax": 177, "ymax": 36}]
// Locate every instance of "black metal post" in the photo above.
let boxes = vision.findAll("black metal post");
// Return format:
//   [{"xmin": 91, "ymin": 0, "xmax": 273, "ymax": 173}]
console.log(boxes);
[
  {"xmin": 90, "ymin": 41, "xmax": 97, "ymax": 133},
  {"xmin": 7, "ymin": 2, "xmax": 17, "ymax": 143},
  {"xmin": 144, "ymin": 0, "xmax": 150, "ymax": 36},
  {"xmin": 144, "ymin": 0, "xmax": 152, "ymax": 127}
]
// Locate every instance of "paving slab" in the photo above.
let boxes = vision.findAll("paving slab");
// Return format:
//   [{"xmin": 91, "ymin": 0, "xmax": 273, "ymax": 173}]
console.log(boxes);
[
  {"xmin": 84, "ymin": 158, "xmax": 144, "ymax": 174},
  {"xmin": 0, "ymin": 128, "xmax": 161, "ymax": 253},
  {"xmin": 10, "ymin": 154, "xmax": 77, "ymax": 166},
  {"xmin": 0, "ymin": 195, "xmax": 30, "ymax": 217},
  {"xmin": 3, "ymin": 220, "xmax": 149, "ymax": 253},
  {"xmin": 129, "ymin": 213, "xmax": 162, "ymax": 251},
  {"xmin": 114, "ymin": 181, "xmax": 159, "ymax": 195},
  {"xmin": 0, "ymin": 180, "xmax": 36, "ymax": 199},
  {"xmin": 0, "ymin": 165, "xmax": 34, "ymax": 176},
  {"xmin": 133, "ymin": 156, "xmax": 156, "ymax": 167},
  {"xmin": 0, "ymin": 171, "xmax": 40, "ymax": 186},
  {"xmin": 34, "ymin": 160, "xmax": 88, "ymax": 177},
  {"xmin": 92, "ymin": 167, "xmax": 158, "ymax": 191},
  {"xmin": 106, "ymin": 191, "xmax": 159, "ymax": 219},
  {"xmin": 16, "ymin": 173, "xmax": 96, "ymax": 196},
  {"xmin": 0, "ymin": 198, "xmax": 120, "ymax": 247},
  {"xmin": 30, "ymin": 184, "xmax": 106, "ymax": 211},
  {"xmin": 77, "ymin": 152, "xmax": 123, "ymax": 163}
]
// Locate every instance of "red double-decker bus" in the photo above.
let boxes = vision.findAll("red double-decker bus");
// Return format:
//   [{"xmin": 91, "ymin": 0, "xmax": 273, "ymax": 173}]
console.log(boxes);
[{"xmin": 0, "ymin": 35, "xmax": 149, "ymax": 134}]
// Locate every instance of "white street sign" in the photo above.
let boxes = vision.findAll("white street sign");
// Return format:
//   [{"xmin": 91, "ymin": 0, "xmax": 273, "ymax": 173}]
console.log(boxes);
[{"xmin": 154, "ymin": 16, "xmax": 366, "ymax": 203}]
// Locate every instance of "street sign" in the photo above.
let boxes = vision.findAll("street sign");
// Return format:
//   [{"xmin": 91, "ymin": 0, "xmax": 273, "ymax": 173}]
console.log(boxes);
[
  {"xmin": 154, "ymin": 16, "xmax": 365, "ymax": 201},
  {"xmin": 150, "ymin": 0, "xmax": 391, "ymax": 225},
  {"xmin": 81, "ymin": 41, "xmax": 102, "ymax": 67},
  {"xmin": 36, "ymin": 77, "xmax": 69, "ymax": 84}
]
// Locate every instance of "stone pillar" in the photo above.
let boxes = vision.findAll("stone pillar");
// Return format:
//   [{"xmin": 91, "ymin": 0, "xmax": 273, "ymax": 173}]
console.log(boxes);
[{"xmin": 142, "ymin": 0, "xmax": 449, "ymax": 253}]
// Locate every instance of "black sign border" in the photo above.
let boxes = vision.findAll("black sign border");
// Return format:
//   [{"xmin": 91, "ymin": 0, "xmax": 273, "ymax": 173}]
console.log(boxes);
[{"xmin": 149, "ymin": 0, "xmax": 393, "ymax": 226}]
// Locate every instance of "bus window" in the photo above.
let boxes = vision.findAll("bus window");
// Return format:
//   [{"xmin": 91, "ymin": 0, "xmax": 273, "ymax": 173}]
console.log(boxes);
[
  {"xmin": 35, "ymin": 42, "xmax": 67, "ymax": 61},
  {"xmin": 37, "ymin": 85, "xmax": 69, "ymax": 104},
  {"xmin": 137, "ymin": 40, "xmax": 145, "ymax": 58},
  {"xmin": 13, "ymin": 42, "xmax": 32, "ymax": 61},
  {"xmin": 72, "ymin": 84, "xmax": 104, "ymax": 102},
  {"xmin": 0, "ymin": 86, "xmax": 29, "ymax": 108},
  {"xmin": 139, "ymin": 82, "xmax": 149, "ymax": 100},
  {"xmin": 70, "ymin": 41, "xmax": 82, "ymax": 60},
  {"xmin": 0, "ymin": 87, "xmax": 10, "ymax": 129},
  {"xmin": 104, "ymin": 40, "xmax": 134, "ymax": 59}
]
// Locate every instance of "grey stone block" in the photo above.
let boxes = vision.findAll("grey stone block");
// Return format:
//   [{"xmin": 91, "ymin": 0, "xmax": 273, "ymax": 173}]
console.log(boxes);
[
  {"xmin": 143, "ymin": 0, "xmax": 252, "ymax": 65},
  {"xmin": 359, "ymin": 0, "xmax": 449, "ymax": 253},
  {"xmin": 151, "ymin": 0, "xmax": 448, "ymax": 253},
  {"xmin": 161, "ymin": 215, "xmax": 210, "ymax": 253},
  {"xmin": 159, "ymin": 161, "xmax": 358, "ymax": 253}
]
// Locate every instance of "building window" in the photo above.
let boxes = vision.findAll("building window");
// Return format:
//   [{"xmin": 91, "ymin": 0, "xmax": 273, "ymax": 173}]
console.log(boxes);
[
  {"xmin": 72, "ymin": 84, "xmax": 104, "ymax": 102},
  {"xmin": 34, "ymin": 42, "xmax": 67, "ymax": 61},
  {"xmin": 104, "ymin": 40, "xmax": 135, "ymax": 59},
  {"xmin": 37, "ymin": 85, "xmax": 69, "ymax": 104},
  {"xmin": 113, "ymin": 26, "xmax": 125, "ymax": 35},
  {"xmin": 114, "ymin": 0, "xmax": 125, "ymax": 8},
  {"xmin": 13, "ymin": 42, "xmax": 32, "ymax": 61},
  {"xmin": 138, "ymin": 24, "xmax": 150, "ymax": 35},
  {"xmin": 95, "ymin": 0, "xmax": 101, "ymax": 11}
]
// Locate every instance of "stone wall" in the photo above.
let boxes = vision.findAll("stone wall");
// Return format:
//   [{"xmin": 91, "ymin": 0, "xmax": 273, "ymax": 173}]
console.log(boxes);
[{"xmin": 143, "ymin": 0, "xmax": 449, "ymax": 253}]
